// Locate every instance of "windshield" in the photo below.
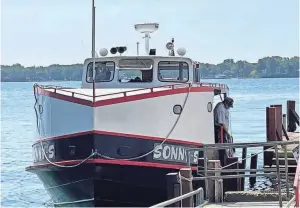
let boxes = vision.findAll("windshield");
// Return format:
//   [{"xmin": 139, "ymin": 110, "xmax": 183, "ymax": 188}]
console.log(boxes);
[
  {"xmin": 118, "ymin": 58, "xmax": 153, "ymax": 83},
  {"xmin": 158, "ymin": 61, "xmax": 189, "ymax": 82},
  {"xmin": 86, "ymin": 61, "xmax": 115, "ymax": 82}
]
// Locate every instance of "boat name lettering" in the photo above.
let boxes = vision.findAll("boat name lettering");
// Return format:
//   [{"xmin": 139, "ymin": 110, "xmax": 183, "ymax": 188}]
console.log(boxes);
[
  {"xmin": 33, "ymin": 142, "xmax": 55, "ymax": 162},
  {"xmin": 153, "ymin": 143, "xmax": 198, "ymax": 164}
]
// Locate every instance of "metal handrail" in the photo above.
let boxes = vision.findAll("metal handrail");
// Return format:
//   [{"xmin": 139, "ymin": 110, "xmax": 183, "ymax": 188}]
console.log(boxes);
[
  {"xmin": 197, "ymin": 168, "xmax": 287, "ymax": 173},
  {"xmin": 286, "ymin": 195, "xmax": 296, "ymax": 207},
  {"xmin": 149, "ymin": 188, "xmax": 206, "ymax": 208},
  {"xmin": 187, "ymin": 140, "xmax": 298, "ymax": 150},
  {"xmin": 286, "ymin": 158, "xmax": 300, "ymax": 208},
  {"xmin": 188, "ymin": 140, "xmax": 298, "ymax": 208},
  {"xmin": 193, "ymin": 172, "xmax": 277, "ymax": 180},
  {"xmin": 294, "ymin": 159, "xmax": 300, "ymax": 207},
  {"xmin": 35, "ymin": 82, "xmax": 229, "ymax": 101}
]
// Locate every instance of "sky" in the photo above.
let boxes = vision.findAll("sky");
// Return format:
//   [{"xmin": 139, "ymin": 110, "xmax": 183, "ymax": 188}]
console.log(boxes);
[{"xmin": 1, "ymin": 0, "xmax": 299, "ymax": 67}]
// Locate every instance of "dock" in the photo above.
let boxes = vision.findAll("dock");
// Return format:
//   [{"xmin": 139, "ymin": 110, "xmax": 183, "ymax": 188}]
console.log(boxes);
[
  {"xmin": 204, "ymin": 201, "xmax": 291, "ymax": 207},
  {"xmin": 150, "ymin": 100, "xmax": 299, "ymax": 208},
  {"xmin": 264, "ymin": 101, "xmax": 299, "ymax": 174}
]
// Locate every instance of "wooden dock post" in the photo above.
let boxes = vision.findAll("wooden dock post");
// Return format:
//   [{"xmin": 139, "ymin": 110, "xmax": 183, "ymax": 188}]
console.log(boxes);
[
  {"xmin": 264, "ymin": 107, "xmax": 277, "ymax": 167},
  {"xmin": 267, "ymin": 107, "xmax": 277, "ymax": 141},
  {"xmin": 270, "ymin": 105, "xmax": 282, "ymax": 141},
  {"xmin": 207, "ymin": 160, "xmax": 221, "ymax": 202},
  {"xmin": 250, "ymin": 154, "xmax": 258, "ymax": 187},
  {"xmin": 224, "ymin": 157, "xmax": 239, "ymax": 192},
  {"xmin": 179, "ymin": 168, "xmax": 194, "ymax": 207},
  {"xmin": 216, "ymin": 179, "xmax": 223, "ymax": 203},
  {"xmin": 283, "ymin": 114, "xmax": 287, "ymax": 131},
  {"xmin": 166, "ymin": 172, "xmax": 181, "ymax": 207},
  {"xmin": 287, "ymin": 100, "xmax": 297, "ymax": 132}
]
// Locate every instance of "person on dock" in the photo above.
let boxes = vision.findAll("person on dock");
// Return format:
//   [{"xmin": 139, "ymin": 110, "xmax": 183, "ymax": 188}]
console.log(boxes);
[{"xmin": 214, "ymin": 96, "xmax": 235, "ymax": 164}]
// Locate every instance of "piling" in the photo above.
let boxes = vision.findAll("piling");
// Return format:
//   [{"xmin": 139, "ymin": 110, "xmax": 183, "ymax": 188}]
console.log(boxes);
[
  {"xmin": 267, "ymin": 107, "xmax": 277, "ymax": 141},
  {"xmin": 264, "ymin": 107, "xmax": 277, "ymax": 167},
  {"xmin": 250, "ymin": 154, "xmax": 258, "ymax": 187},
  {"xmin": 270, "ymin": 105, "xmax": 282, "ymax": 141},
  {"xmin": 179, "ymin": 168, "xmax": 193, "ymax": 207},
  {"xmin": 287, "ymin": 100, "xmax": 296, "ymax": 132},
  {"xmin": 224, "ymin": 157, "xmax": 239, "ymax": 192},
  {"xmin": 207, "ymin": 160, "xmax": 221, "ymax": 202},
  {"xmin": 216, "ymin": 179, "xmax": 223, "ymax": 203},
  {"xmin": 166, "ymin": 172, "xmax": 181, "ymax": 207},
  {"xmin": 283, "ymin": 114, "xmax": 287, "ymax": 131}
]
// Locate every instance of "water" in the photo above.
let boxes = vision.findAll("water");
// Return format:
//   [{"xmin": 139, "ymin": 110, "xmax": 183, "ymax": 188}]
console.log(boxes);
[{"xmin": 1, "ymin": 78, "xmax": 299, "ymax": 207}]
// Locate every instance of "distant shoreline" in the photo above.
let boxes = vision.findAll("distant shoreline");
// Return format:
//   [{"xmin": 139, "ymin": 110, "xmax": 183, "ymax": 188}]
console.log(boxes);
[{"xmin": 2, "ymin": 56, "xmax": 299, "ymax": 82}]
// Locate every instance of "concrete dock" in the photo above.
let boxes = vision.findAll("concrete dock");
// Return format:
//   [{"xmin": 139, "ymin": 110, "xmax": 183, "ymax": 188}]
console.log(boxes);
[{"xmin": 204, "ymin": 201, "xmax": 291, "ymax": 207}]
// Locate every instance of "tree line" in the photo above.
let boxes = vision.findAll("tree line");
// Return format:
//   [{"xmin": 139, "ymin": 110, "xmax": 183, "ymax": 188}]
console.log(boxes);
[{"xmin": 1, "ymin": 56, "xmax": 299, "ymax": 82}]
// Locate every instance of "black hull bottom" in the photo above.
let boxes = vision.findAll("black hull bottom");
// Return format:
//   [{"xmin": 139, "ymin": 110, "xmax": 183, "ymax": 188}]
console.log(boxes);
[
  {"xmin": 27, "ymin": 132, "xmax": 204, "ymax": 206},
  {"xmin": 32, "ymin": 164, "xmax": 203, "ymax": 207}
]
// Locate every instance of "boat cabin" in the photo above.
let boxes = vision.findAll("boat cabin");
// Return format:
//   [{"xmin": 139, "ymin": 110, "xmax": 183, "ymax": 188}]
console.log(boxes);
[{"xmin": 81, "ymin": 56, "xmax": 200, "ymax": 89}]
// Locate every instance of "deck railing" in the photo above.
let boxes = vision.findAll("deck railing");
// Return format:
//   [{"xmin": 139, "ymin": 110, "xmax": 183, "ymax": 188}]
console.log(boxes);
[
  {"xmin": 150, "ymin": 140, "xmax": 298, "ymax": 208},
  {"xmin": 286, "ymin": 158, "xmax": 299, "ymax": 208},
  {"xmin": 34, "ymin": 82, "xmax": 228, "ymax": 101},
  {"xmin": 186, "ymin": 140, "xmax": 299, "ymax": 207}
]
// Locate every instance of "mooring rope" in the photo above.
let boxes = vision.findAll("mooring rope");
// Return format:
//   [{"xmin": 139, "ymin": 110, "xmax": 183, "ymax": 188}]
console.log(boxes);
[{"xmin": 33, "ymin": 82, "xmax": 192, "ymax": 167}]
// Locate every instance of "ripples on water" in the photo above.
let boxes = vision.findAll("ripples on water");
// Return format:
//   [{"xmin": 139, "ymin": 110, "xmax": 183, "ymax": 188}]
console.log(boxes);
[{"xmin": 1, "ymin": 78, "xmax": 299, "ymax": 207}]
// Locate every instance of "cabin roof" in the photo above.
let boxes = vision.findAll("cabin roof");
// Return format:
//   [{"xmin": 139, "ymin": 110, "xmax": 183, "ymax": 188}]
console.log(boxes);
[{"xmin": 83, "ymin": 56, "xmax": 193, "ymax": 65}]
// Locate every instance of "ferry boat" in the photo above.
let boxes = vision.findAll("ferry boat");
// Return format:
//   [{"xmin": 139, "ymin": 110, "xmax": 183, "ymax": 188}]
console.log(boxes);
[{"xmin": 26, "ymin": 1, "xmax": 230, "ymax": 207}]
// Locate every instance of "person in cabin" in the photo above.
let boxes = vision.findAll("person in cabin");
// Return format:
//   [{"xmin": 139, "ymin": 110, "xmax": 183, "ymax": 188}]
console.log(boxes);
[{"xmin": 214, "ymin": 96, "xmax": 235, "ymax": 163}]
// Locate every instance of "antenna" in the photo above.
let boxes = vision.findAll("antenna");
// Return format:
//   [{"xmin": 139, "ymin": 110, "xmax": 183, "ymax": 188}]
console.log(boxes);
[
  {"xmin": 91, "ymin": 0, "xmax": 96, "ymax": 102},
  {"xmin": 91, "ymin": 0, "xmax": 96, "ymax": 59},
  {"xmin": 134, "ymin": 23, "xmax": 159, "ymax": 55}
]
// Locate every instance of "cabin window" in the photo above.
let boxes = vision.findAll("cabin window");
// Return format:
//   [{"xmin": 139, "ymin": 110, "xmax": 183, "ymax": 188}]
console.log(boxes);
[
  {"xmin": 118, "ymin": 59, "xmax": 154, "ymax": 83},
  {"xmin": 194, "ymin": 64, "xmax": 200, "ymax": 82},
  {"xmin": 86, "ymin": 61, "xmax": 115, "ymax": 82},
  {"xmin": 158, "ymin": 61, "xmax": 189, "ymax": 82}
]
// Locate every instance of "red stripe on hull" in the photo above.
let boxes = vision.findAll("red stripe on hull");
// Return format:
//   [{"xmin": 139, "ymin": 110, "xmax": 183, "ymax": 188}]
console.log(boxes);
[
  {"xmin": 37, "ymin": 86, "xmax": 213, "ymax": 107},
  {"xmin": 33, "ymin": 130, "xmax": 204, "ymax": 146},
  {"xmin": 26, "ymin": 159, "xmax": 199, "ymax": 171}
]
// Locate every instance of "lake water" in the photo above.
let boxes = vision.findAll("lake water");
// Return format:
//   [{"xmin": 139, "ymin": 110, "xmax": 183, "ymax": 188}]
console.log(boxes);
[{"xmin": 1, "ymin": 78, "xmax": 299, "ymax": 207}]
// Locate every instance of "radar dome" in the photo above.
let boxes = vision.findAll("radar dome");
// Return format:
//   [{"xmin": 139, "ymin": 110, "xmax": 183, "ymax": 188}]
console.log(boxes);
[
  {"xmin": 134, "ymin": 23, "xmax": 159, "ymax": 33},
  {"xmin": 177, "ymin": 47, "xmax": 186, "ymax": 56},
  {"xmin": 99, "ymin": 48, "xmax": 108, "ymax": 56}
]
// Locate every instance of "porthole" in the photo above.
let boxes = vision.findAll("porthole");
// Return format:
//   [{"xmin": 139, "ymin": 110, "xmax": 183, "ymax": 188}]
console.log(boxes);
[
  {"xmin": 173, "ymin": 105, "xmax": 183, "ymax": 115},
  {"xmin": 207, "ymin": 102, "xmax": 213, "ymax": 112}
]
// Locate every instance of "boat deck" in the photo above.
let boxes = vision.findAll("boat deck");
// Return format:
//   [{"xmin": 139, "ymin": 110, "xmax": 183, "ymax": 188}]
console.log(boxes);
[
  {"xmin": 282, "ymin": 132, "xmax": 299, "ymax": 151},
  {"xmin": 40, "ymin": 86, "xmax": 172, "ymax": 101}
]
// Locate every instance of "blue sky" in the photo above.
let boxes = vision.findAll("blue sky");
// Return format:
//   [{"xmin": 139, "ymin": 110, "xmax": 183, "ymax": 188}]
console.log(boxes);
[{"xmin": 1, "ymin": 0, "xmax": 299, "ymax": 67}]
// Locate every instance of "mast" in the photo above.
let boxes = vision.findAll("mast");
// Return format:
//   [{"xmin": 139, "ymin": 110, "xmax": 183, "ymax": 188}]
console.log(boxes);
[
  {"xmin": 134, "ymin": 23, "xmax": 159, "ymax": 55},
  {"xmin": 92, "ymin": 0, "xmax": 96, "ymax": 102},
  {"xmin": 144, "ymin": 33, "xmax": 150, "ymax": 55}
]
